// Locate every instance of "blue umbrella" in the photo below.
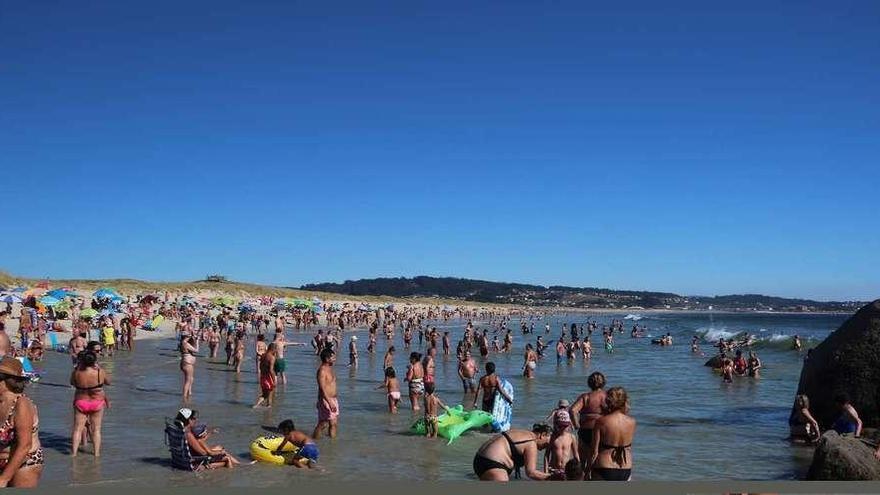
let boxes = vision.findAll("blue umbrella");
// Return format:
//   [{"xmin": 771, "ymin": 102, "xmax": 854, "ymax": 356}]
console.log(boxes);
[
  {"xmin": 11, "ymin": 287, "xmax": 26, "ymax": 293},
  {"xmin": 0, "ymin": 294, "xmax": 22, "ymax": 304},
  {"xmin": 46, "ymin": 289, "xmax": 72, "ymax": 299},
  {"xmin": 93, "ymin": 288, "xmax": 120, "ymax": 299},
  {"xmin": 39, "ymin": 296, "xmax": 61, "ymax": 307}
]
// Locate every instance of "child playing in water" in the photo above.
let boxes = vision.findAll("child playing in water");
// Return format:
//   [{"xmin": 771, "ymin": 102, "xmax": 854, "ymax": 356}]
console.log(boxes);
[
  {"xmin": 274, "ymin": 419, "xmax": 319, "ymax": 468},
  {"xmin": 377, "ymin": 366, "xmax": 401, "ymax": 413},
  {"xmin": 423, "ymin": 382, "xmax": 447, "ymax": 438},
  {"xmin": 546, "ymin": 399, "xmax": 572, "ymax": 432}
]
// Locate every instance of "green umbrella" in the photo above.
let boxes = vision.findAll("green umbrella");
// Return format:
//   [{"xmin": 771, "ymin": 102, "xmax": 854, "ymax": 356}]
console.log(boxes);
[{"xmin": 81, "ymin": 308, "xmax": 99, "ymax": 319}]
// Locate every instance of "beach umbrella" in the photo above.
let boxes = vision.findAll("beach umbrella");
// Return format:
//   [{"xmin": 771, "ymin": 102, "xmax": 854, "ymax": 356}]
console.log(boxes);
[
  {"xmin": 0, "ymin": 294, "xmax": 23, "ymax": 304},
  {"xmin": 80, "ymin": 308, "xmax": 99, "ymax": 319},
  {"xmin": 39, "ymin": 296, "xmax": 61, "ymax": 307},
  {"xmin": 46, "ymin": 289, "xmax": 73, "ymax": 299},
  {"xmin": 93, "ymin": 287, "xmax": 120, "ymax": 299},
  {"xmin": 23, "ymin": 288, "xmax": 46, "ymax": 298},
  {"xmin": 11, "ymin": 287, "xmax": 26, "ymax": 293},
  {"xmin": 311, "ymin": 297, "xmax": 322, "ymax": 304}
]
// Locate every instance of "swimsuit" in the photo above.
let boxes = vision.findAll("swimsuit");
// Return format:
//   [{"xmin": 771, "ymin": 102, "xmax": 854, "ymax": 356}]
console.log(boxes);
[
  {"xmin": 461, "ymin": 376, "xmax": 476, "ymax": 392},
  {"xmin": 74, "ymin": 398, "xmax": 105, "ymax": 414},
  {"xmin": 260, "ymin": 375, "xmax": 275, "ymax": 394},
  {"xmin": 317, "ymin": 397, "xmax": 339, "ymax": 422},
  {"xmin": 832, "ymin": 416, "xmax": 857, "ymax": 434},
  {"xmin": 273, "ymin": 358, "xmax": 286, "ymax": 373},
  {"xmin": 591, "ymin": 441, "xmax": 632, "ymax": 480},
  {"xmin": 0, "ymin": 396, "xmax": 43, "ymax": 470},
  {"xmin": 297, "ymin": 443, "xmax": 319, "ymax": 462},
  {"xmin": 74, "ymin": 370, "xmax": 105, "ymax": 414},
  {"xmin": 388, "ymin": 391, "xmax": 401, "ymax": 401},
  {"xmin": 592, "ymin": 467, "xmax": 631, "ymax": 481},
  {"xmin": 472, "ymin": 432, "xmax": 534, "ymax": 478},
  {"xmin": 409, "ymin": 378, "xmax": 424, "ymax": 395}
]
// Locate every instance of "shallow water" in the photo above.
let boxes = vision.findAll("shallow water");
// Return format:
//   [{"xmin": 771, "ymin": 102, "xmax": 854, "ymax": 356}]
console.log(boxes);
[{"xmin": 30, "ymin": 311, "xmax": 847, "ymax": 485}]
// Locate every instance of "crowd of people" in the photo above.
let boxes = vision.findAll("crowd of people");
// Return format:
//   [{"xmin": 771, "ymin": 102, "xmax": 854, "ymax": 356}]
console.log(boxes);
[{"xmin": 0, "ymin": 287, "xmax": 873, "ymax": 485}]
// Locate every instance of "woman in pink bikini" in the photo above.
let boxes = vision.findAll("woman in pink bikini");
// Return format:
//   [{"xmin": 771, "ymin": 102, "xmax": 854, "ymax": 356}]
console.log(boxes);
[
  {"xmin": 70, "ymin": 351, "xmax": 111, "ymax": 457},
  {"xmin": 0, "ymin": 357, "xmax": 42, "ymax": 487}
]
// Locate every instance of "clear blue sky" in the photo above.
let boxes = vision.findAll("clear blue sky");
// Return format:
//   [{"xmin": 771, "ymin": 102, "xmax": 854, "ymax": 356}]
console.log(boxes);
[{"xmin": 2, "ymin": 1, "xmax": 878, "ymax": 301}]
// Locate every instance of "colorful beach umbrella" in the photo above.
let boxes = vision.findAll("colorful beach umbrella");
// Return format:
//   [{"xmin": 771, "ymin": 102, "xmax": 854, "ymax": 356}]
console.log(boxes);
[
  {"xmin": 93, "ymin": 287, "xmax": 120, "ymax": 299},
  {"xmin": 39, "ymin": 296, "xmax": 61, "ymax": 307},
  {"xmin": 80, "ymin": 308, "xmax": 99, "ymax": 319},
  {"xmin": 0, "ymin": 294, "xmax": 22, "ymax": 304}
]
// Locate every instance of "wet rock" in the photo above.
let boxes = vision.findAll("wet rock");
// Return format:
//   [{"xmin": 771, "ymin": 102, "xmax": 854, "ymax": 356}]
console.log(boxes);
[
  {"xmin": 795, "ymin": 300, "xmax": 880, "ymax": 429},
  {"xmin": 807, "ymin": 430, "xmax": 880, "ymax": 480},
  {"xmin": 704, "ymin": 355, "xmax": 722, "ymax": 368}
]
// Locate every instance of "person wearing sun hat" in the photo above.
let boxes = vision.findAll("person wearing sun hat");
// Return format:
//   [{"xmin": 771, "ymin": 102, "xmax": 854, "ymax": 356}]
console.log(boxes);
[
  {"xmin": 0, "ymin": 357, "xmax": 43, "ymax": 487},
  {"xmin": 175, "ymin": 408, "xmax": 248, "ymax": 468}
]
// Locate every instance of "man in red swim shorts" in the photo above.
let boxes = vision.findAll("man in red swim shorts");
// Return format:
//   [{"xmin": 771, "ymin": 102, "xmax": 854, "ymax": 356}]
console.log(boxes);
[
  {"xmin": 253, "ymin": 344, "xmax": 276, "ymax": 408},
  {"xmin": 314, "ymin": 348, "xmax": 338, "ymax": 439}
]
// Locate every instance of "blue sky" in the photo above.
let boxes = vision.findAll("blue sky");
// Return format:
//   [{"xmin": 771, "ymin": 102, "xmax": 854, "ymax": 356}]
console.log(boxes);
[{"xmin": 2, "ymin": 1, "xmax": 878, "ymax": 300}]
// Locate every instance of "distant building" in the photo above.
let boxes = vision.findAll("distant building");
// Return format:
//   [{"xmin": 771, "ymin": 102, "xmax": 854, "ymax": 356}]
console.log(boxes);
[{"xmin": 206, "ymin": 274, "xmax": 227, "ymax": 282}]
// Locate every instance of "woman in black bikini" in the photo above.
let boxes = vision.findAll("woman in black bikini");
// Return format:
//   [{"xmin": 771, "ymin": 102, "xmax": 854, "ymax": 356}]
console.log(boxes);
[
  {"xmin": 472, "ymin": 424, "xmax": 552, "ymax": 481},
  {"xmin": 589, "ymin": 386, "xmax": 635, "ymax": 481},
  {"xmin": 569, "ymin": 371, "xmax": 606, "ymax": 472}
]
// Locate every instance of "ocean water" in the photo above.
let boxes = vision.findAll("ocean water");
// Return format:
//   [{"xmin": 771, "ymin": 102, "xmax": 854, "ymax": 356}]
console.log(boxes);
[{"xmin": 30, "ymin": 311, "xmax": 848, "ymax": 485}]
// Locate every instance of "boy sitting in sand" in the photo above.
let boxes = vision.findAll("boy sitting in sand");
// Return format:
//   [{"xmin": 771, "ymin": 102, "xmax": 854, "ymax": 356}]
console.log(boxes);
[
  {"xmin": 274, "ymin": 419, "xmax": 319, "ymax": 468},
  {"xmin": 423, "ymin": 382, "xmax": 447, "ymax": 438}
]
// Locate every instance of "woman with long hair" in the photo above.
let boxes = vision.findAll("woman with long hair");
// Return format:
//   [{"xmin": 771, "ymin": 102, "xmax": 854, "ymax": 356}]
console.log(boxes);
[
  {"xmin": 589, "ymin": 386, "xmax": 636, "ymax": 481},
  {"xmin": 70, "ymin": 350, "xmax": 110, "ymax": 456}
]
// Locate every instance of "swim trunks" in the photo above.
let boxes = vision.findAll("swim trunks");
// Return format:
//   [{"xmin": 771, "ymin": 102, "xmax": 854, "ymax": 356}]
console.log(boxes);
[
  {"xmin": 317, "ymin": 397, "xmax": 339, "ymax": 422},
  {"xmin": 273, "ymin": 358, "xmax": 286, "ymax": 373},
  {"xmin": 409, "ymin": 379, "xmax": 424, "ymax": 395},
  {"xmin": 461, "ymin": 377, "xmax": 477, "ymax": 392},
  {"xmin": 260, "ymin": 375, "xmax": 275, "ymax": 394},
  {"xmin": 298, "ymin": 443, "xmax": 319, "ymax": 462}
]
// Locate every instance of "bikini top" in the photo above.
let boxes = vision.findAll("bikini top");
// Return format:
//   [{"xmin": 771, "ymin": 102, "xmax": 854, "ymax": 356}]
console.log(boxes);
[
  {"xmin": 75, "ymin": 369, "xmax": 104, "ymax": 391},
  {"xmin": 0, "ymin": 396, "xmax": 38, "ymax": 449},
  {"xmin": 502, "ymin": 432, "xmax": 534, "ymax": 469},
  {"xmin": 600, "ymin": 441, "xmax": 632, "ymax": 466},
  {"xmin": 579, "ymin": 393, "xmax": 603, "ymax": 424}
]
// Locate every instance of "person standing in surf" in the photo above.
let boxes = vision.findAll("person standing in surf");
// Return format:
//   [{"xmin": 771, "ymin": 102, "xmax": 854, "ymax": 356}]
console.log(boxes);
[
  {"xmin": 473, "ymin": 362, "xmax": 512, "ymax": 413},
  {"xmin": 569, "ymin": 371, "xmax": 607, "ymax": 472},
  {"xmin": 313, "ymin": 349, "xmax": 339, "ymax": 439}
]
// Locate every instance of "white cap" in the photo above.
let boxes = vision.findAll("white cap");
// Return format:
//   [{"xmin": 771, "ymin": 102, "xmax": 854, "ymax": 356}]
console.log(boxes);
[{"xmin": 178, "ymin": 408, "xmax": 194, "ymax": 420}]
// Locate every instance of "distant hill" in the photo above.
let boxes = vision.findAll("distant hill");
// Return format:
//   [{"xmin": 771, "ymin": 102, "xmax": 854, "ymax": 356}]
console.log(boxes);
[{"xmin": 301, "ymin": 276, "xmax": 865, "ymax": 312}]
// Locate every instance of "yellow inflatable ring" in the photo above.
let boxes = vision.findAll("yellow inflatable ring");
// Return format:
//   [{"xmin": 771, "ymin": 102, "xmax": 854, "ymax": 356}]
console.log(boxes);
[{"xmin": 250, "ymin": 435, "xmax": 299, "ymax": 465}]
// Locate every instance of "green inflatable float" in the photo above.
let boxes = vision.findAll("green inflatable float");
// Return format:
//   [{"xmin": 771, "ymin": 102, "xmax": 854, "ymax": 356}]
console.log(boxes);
[{"xmin": 410, "ymin": 405, "xmax": 494, "ymax": 444}]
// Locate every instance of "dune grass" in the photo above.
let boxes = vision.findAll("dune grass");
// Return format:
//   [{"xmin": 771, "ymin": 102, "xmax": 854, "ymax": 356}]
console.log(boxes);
[{"xmin": 0, "ymin": 270, "xmax": 510, "ymax": 308}]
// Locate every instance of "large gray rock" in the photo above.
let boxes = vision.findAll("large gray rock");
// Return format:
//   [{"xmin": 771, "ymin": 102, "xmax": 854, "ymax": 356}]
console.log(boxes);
[
  {"xmin": 807, "ymin": 431, "xmax": 880, "ymax": 480},
  {"xmin": 704, "ymin": 355, "xmax": 722, "ymax": 368},
  {"xmin": 795, "ymin": 300, "xmax": 880, "ymax": 429}
]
